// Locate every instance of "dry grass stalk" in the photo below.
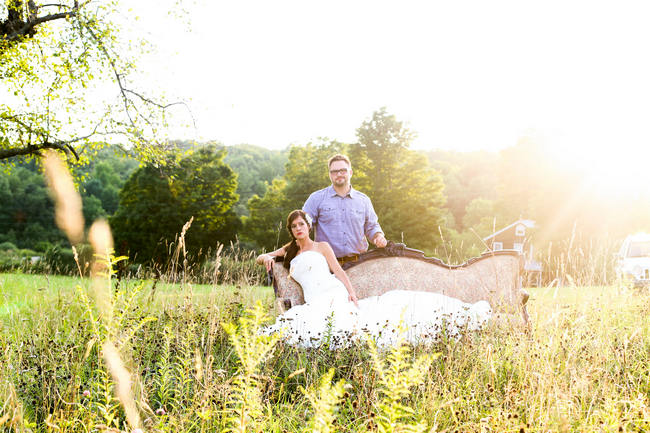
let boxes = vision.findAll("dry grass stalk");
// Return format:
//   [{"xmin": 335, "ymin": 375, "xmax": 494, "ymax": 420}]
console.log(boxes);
[
  {"xmin": 102, "ymin": 341, "xmax": 142, "ymax": 431},
  {"xmin": 89, "ymin": 220, "xmax": 114, "ymax": 321},
  {"xmin": 166, "ymin": 217, "xmax": 193, "ymax": 283},
  {"xmin": 42, "ymin": 150, "xmax": 84, "ymax": 245},
  {"xmin": 89, "ymin": 220, "xmax": 142, "ymax": 431}
]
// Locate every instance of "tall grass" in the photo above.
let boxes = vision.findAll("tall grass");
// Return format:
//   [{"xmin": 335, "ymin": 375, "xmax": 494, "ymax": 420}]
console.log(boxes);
[{"xmin": 2, "ymin": 278, "xmax": 649, "ymax": 432}]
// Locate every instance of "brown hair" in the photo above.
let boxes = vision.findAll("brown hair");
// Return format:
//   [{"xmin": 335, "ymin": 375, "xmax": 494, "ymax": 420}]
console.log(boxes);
[
  {"xmin": 327, "ymin": 154, "xmax": 351, "ymax": 169},
  {"xmin": 282, "ymin": 210, "xmax": 312, "ymax": 269}
]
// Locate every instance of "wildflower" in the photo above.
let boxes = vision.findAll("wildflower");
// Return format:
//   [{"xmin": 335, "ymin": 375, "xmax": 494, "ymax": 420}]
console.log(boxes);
[
  {"xmin": 156, "ymin": 408, "xmax": 166, "ymax": 416},
  {"xmin": 82, "ymin": 390, "xmax": 91, "ymax": 398}
]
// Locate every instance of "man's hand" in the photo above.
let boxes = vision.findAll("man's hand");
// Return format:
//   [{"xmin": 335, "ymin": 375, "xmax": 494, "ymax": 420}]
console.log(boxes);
[{"xmin": 373, "ymin": 233, "xmax": 387, "ymax": 248}]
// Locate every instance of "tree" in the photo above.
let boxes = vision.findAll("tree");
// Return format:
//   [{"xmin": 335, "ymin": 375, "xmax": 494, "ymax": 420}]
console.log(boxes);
[
  {"xmin": 0, "ymin": 164, "xmax": 65, "ymax": 248},
  {"xmin": 172, "ymin": 146, "xmax": 242, "ymax": 254},
  {"xmin": 350, "ymin": 108, "xmax": 446, "ymax": 252},
  {"xmin": 0, "ymin": 148, "xmax": 138, "ymax": 251},
  {"xmin": 224, "ymin": 144, "xmax": 288, "ymax": 216},
  {"xmin": 110, "ymin": 165, "xmax": 182, "ymax": 264},
  {"xmin": 245, "ymin": 178, "xmax": 290, "ymax": 250},
  {"xmin": 282, "ymin": 141, "xmax": 343, "ymax": 208},
  {"xmin": 462, "ymin": 198, "xmax": 496, "ymax": 237},
  {"xmin": 427, "ymin": 150, "xmax": 498, "ymax": 230},
  {"xmin": 0, "ymin": 1, "xmax": 184, "ymax": 163},
  {"xmin": 111, "ymin": 146, "xmax": 242, "ymax": 264},
  {"xmin": 243, "ymin": 141, "xmax": 344, "ymax": 251}
]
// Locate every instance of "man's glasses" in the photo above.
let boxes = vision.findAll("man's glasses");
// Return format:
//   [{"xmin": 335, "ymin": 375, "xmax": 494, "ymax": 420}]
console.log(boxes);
[{"xmin": 329, "ymin": 168, "xmax": 348, "ymax": 175}]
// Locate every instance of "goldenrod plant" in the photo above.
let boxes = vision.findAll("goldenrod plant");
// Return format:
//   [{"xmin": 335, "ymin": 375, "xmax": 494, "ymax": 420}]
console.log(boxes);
[
  {"xmin": 366, "ymin": 328, "xmax": 438, "ymax": 433},
  {"xmin": 301, "ymin": 368, "xmax": 346, "ymax": 433},
  {"xmin": 222, "ymin": 302, "xmax": 279, "ymax": 433}
]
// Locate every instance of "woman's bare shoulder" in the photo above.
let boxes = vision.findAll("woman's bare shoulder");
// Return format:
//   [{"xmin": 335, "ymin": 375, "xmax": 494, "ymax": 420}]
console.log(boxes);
[{"xmin": 315, "ymin": 241, "xmax": 334, "ymax": 254}]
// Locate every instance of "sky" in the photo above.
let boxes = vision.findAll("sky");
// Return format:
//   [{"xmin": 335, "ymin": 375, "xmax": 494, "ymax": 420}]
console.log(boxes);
[{"xmin": 125, "ymin": 0, "xmax": 650, "ymax": 175}]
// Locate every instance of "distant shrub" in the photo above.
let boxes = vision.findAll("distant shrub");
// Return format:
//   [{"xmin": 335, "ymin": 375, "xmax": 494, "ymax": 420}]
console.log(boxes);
[
  {"xmin": 43, "ymin": 245, "xmax": 75, "ymax": 275},
  {"xmin": 0, "ymin": 250, "xmax": 25, "ymax": 271},
  {"xmin": 18, "ymin": 248, "xmax": 37, "ymax": 257},
  {"xmin": 43, "ymin": 244, "xmax": 93, "ymax": 275},
  {"xmin": 34, "ymin": 241, "xmax": 54, "ymax": 253},
  {"xmin": 0, "ymin": 247, "xmax": 44, "ymax": 273},
  {"xmin": 0, "ymin": 241, "xmax": 17, "ymax": 251}
]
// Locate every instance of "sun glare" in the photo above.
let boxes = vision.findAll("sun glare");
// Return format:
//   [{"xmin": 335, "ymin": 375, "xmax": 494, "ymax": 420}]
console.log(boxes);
[{"xmin": 548, "ymin": 134, "xmax": 650, "ymax": 200}]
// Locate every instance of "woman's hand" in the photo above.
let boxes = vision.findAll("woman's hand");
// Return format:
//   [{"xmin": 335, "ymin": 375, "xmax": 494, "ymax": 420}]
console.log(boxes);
[
  {"xmin": 256, "ymin": 253, "xmax": 276, "ymax": 272},
  {"xmin": 348, "ymin": 292, "xmax": 359, "ymax": 308},
  {"xmin": 256, "ymin": 247, "xmax": 285, "ymax": 272},
  {"xmin": 262, "ymin": 254, "xmax": 275, "ymax": 272}
]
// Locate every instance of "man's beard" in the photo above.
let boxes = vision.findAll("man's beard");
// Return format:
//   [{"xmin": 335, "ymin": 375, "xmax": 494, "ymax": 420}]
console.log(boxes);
[{"xmin": 333, "ymin": 178, "xmax": 348, "ymax": 187}]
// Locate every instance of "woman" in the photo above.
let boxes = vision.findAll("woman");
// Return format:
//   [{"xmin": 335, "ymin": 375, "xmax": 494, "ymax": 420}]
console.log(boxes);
[
  {"xmin": 258, "ymin": 209, "xmax": 359, "ymax": 307},
  {"xmin": 257, "ymin": 210, "xmax": 492, "ymax": 348}
]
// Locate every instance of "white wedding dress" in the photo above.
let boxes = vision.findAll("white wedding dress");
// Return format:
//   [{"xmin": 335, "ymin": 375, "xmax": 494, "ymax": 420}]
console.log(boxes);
[{"xmin": 264, "ymin": 250, "xmax": 492, "ymax": 348}]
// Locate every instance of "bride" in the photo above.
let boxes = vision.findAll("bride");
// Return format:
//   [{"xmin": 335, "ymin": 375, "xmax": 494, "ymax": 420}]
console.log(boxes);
[{"xmin": 256, "ymin": 210, "xmax": 492, "ymax": 348}]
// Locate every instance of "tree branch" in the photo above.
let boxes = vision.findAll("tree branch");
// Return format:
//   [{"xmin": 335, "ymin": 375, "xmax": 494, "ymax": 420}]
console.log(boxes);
[
  {"xmin": 4, "ymin": 11, "xmax": 76, "ymax": 42},
  {"xmin": 0, "ymin": 140, "xmax": 76, "ymax": 160}
]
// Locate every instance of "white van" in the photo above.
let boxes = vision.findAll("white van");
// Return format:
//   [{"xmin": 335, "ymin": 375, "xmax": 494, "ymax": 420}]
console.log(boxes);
[{"xmin": 616, "ymin": 233, "xmax": 650, "ymax": 287}]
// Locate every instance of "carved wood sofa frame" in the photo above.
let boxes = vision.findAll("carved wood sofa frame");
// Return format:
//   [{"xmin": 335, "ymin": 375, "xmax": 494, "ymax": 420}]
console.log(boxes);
[{"xmin": 270, "ymin": 242, "xmax": 529, "ymax": 324}]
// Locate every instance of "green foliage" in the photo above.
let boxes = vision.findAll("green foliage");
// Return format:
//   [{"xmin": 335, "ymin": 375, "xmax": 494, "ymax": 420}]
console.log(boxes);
[
  {"xmin": 0, "ymin": 163, "xmax": 65, "ymax": 248},
  {"xmin": 0, "ymin": 246, "xmax": 42, "ymax": 273},
  {"xmin": 0, "ymin": 241, "xmax": 17, "ymax": 251},
  {"xmin": 222, "ymin": 302, "xmax": 279, "ymax": 433},
  {"xmin": 244, "ymin": 141, "xmax": 344, "ymax": 250},
  {"xmin": 111, "ymin": 145, "xmax": 242, "ymax": 264},
  {"xmin": 366, "ymin": 330, "xmax": 436, "ymax": 433},
  {"xmin": 224, "ymin": 144, "xmax": 288, "ymax": 216},
  {"xmin": 462, "ymin": 198, "xmax": 496, "ymax": 235},
  {"xmin": 110, "ymin": 164, "xmax": 179, "ymax": 263},
  {"xmin": 427, "ymin": 150, "xmax": 498, "ymax": 231},
  {"xmin": 78, "ymin": 149, "xmax": 138, "ymax": 215},
  {"xmin": 350, "ymin": 109, "xmax": 446, "ymax": 252},
  {"xmin": 42, "ymin": 243, "xmax": 94, "ymax": 275},
  {"xmin": 301, "ymin": 368, "xmax": 346, "ymax": 433},
  {"xmin": 173, "ymin": 146, "xmax": 242, "ymax": 255},
  {"xmin": 0, "ymin": 146, "xmax": 137, "ymax": 253}
]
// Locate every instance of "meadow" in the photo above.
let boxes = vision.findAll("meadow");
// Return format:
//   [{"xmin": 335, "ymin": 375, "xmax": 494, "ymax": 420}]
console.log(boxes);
[{"xmin": 1, "ymin": 268, "xmax": 649, "ymax": 433}]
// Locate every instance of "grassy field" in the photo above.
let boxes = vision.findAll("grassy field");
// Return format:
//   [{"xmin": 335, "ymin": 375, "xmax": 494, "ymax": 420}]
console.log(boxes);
[
  {"xmin": 1, "ymin": 272, "xmax": 649, "ymax": 432},
  {"xmin": 0, "ymin": 273, "xmax": 273, "ymax": 319}
]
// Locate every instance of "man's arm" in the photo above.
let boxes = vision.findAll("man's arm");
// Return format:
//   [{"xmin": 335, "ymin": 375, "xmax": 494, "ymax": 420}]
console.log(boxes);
[{"xmin": 364, "ymin": 198, "xmax": 386, "ymax": 248}]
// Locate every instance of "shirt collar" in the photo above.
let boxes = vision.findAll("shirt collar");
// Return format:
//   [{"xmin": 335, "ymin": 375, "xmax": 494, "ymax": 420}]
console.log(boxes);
[{"xmin": 327, "ymin": 184, "xmax": 356, "ymax": 198}]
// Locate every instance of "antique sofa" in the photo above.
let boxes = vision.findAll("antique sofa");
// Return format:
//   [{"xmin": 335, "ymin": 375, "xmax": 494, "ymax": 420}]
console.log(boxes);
[{"xmin": 270, "ymin": 242, "xmax": 530, "ymax": 324}]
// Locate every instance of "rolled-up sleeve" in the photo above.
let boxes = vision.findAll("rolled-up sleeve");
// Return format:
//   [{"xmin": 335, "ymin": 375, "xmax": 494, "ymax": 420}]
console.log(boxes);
[
  {"xmin": 302, "ymin": 191, "xmax": 320, "ymax": 225},
  {"xmin": 364, "ymin": 198, "xmax": 383, "ymax": 242}
]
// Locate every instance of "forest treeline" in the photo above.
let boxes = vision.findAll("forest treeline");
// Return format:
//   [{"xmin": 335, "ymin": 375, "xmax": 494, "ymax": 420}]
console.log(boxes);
[{"xmin": 2, "ymin": 110, "xmax": 650, "ymax": 283}]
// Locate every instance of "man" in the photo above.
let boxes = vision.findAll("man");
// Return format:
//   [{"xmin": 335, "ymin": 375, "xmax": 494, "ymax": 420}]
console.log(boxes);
[{"xmin": 303, "ymin": 154, "xmax": 387, "ymax": 264}]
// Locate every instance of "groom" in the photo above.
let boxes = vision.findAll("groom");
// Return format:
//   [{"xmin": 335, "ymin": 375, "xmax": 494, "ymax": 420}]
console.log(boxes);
[{"xmin": 302, "ymin": 154, "xmax": 387, "ymax": 264}]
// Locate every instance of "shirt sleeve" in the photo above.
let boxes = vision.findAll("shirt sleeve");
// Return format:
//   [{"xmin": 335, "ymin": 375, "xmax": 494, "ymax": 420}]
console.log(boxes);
[
  {"xmin": 364, "ymin": 197, "xmax": 383, "ymax": 242},
  {"xmin": 302, "ymin": 191, "xmax": 320, "ymax": 225}
]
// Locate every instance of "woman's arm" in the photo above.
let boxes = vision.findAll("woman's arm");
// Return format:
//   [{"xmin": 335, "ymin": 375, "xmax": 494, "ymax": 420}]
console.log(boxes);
[
  {"xmin": 256, "ymin": 246, "xmax": 286, "ymax": 272},
  {"xmin": 318, "ymin": 242, "xmax": 359, "ymax": 307}
]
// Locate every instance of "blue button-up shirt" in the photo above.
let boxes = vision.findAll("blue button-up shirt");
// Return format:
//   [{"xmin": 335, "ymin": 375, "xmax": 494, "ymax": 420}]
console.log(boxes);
[{"xmin": 303, "ymin": 185, "xmax": 383, "ymax": 258}]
